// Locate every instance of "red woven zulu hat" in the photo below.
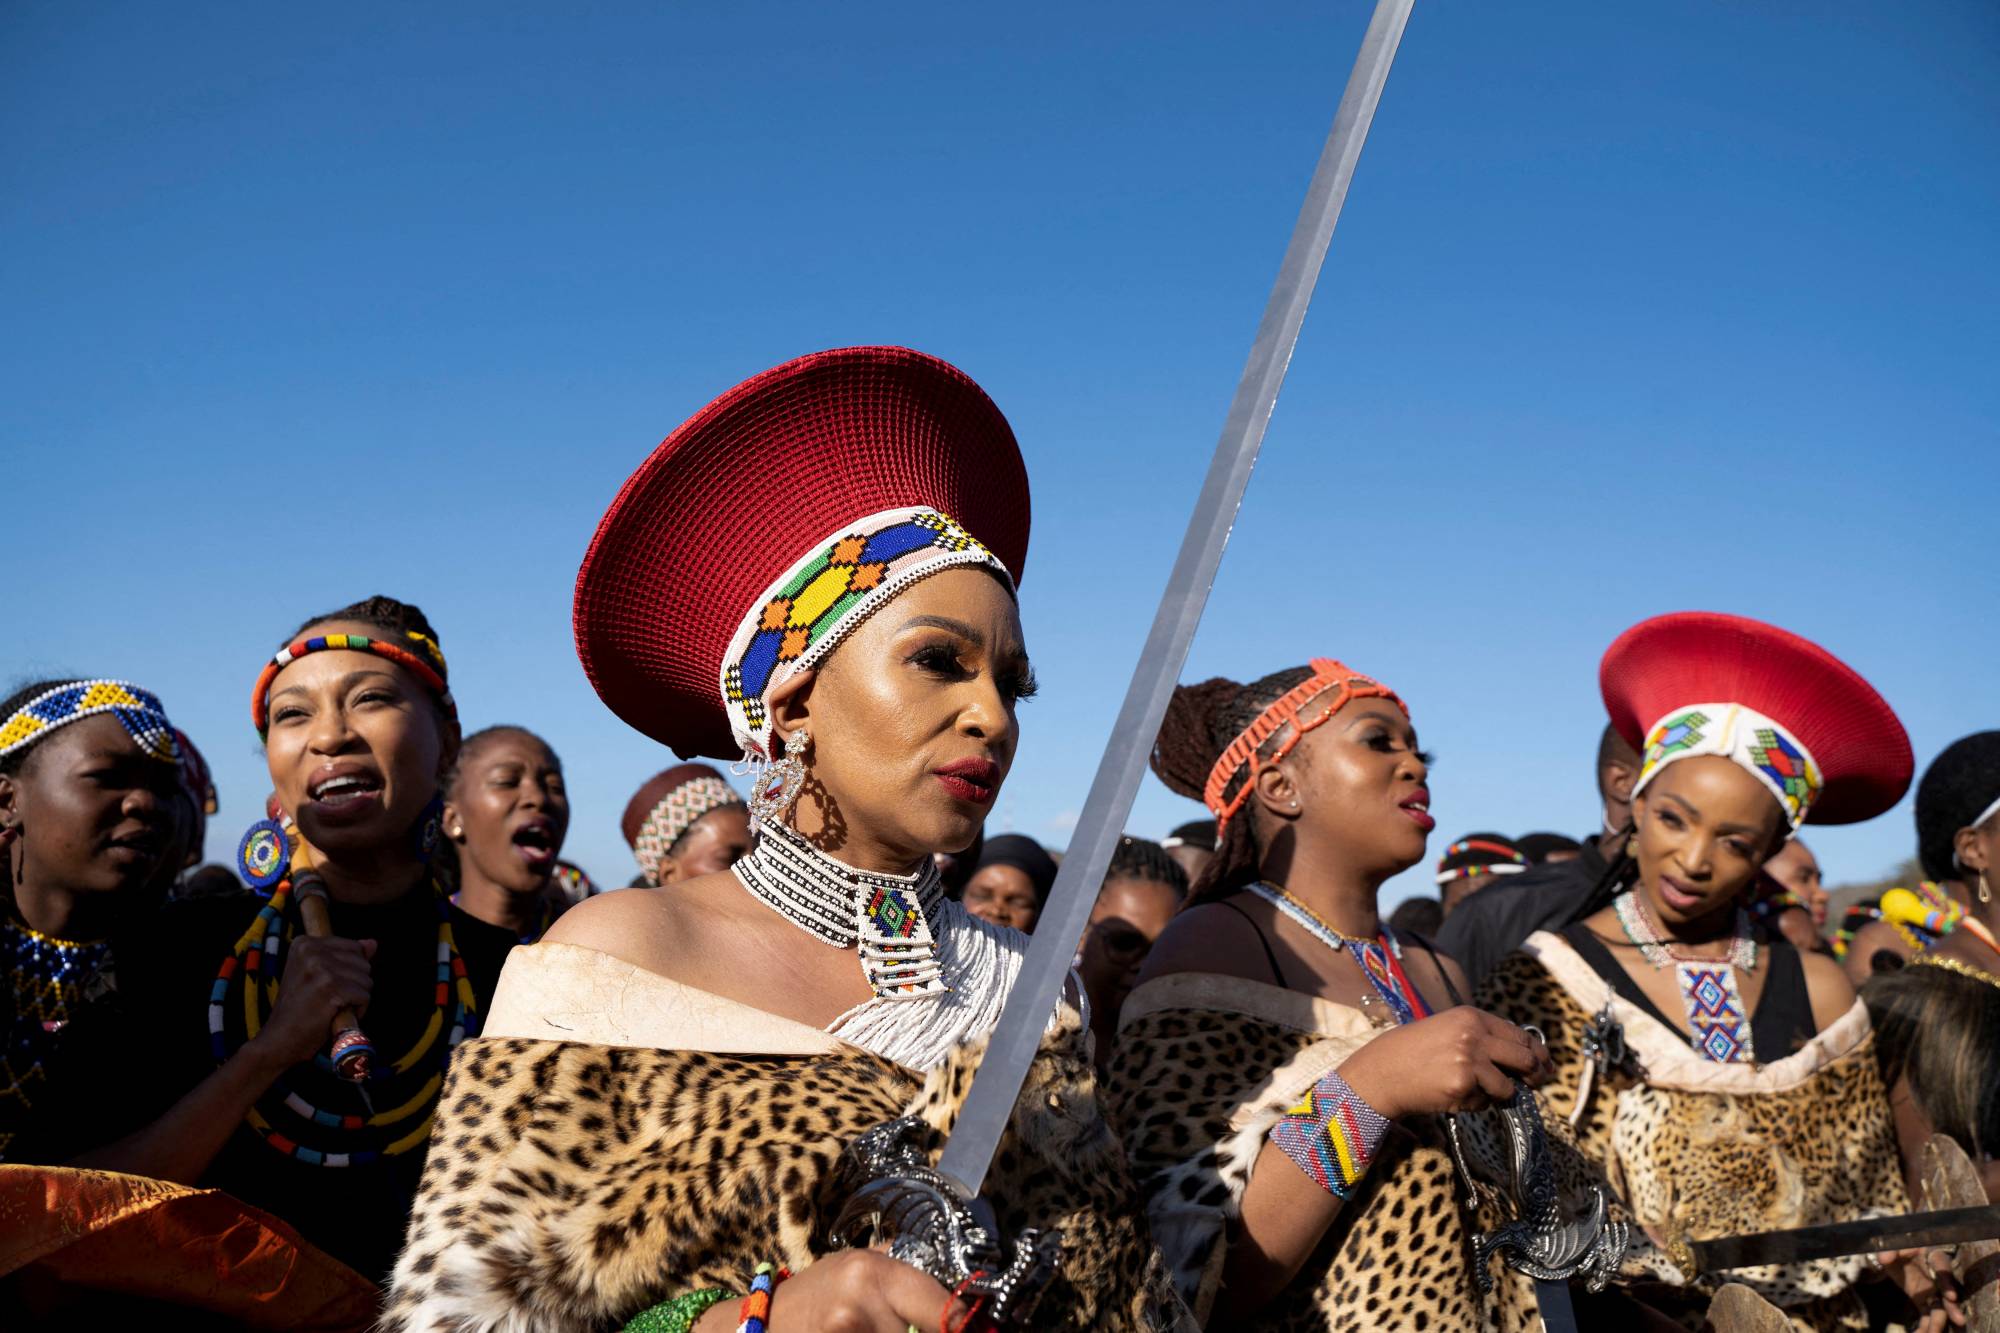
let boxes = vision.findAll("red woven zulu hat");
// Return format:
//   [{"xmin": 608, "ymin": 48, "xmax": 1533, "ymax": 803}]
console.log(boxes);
[
  {"xmin": 574, "ymin": 346, "xmax": 1031, "ymax": 760},
  {"xmin": 1599, "ymin": 611, "xmax": 1911, "ymax": 827}
]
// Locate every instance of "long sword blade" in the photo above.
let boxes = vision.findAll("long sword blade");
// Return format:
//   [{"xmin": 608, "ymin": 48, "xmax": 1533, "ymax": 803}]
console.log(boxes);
[
  {"xmin": 936, "ymin": 0, "xmax": 1418, "ymax": 1197},
  {"xmin": 1690, "ymin": 1204, "xmax": 2000, "ymax": 1272}
]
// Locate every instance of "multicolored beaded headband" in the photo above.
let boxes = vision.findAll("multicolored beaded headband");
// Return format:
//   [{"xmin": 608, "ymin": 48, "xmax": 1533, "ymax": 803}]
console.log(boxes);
[
  {"xmin": 252, "ymin": 633, "xmax": 456, "ymax": 736},
  {"xmin": 1433, "ymin": 838, "xmax": 1528, "ymax": 886},
  {"xmin": 1203, "ymin": 658, "xmax": 1406, "ymax": 836},
  {"xmin": 1634, "ymin": 702, "xmax": 1823, "ymax": 829},
  {"xmin": 720, "ymin": 506, "xmax": 1010, "ymax": 760},
  {"xmin": 633, "ymin": 774, "xmax": 745, "ymax": 882},
  {"xmin": 0, "ymin": 680, "xmax": 179, "ymax": 766}
]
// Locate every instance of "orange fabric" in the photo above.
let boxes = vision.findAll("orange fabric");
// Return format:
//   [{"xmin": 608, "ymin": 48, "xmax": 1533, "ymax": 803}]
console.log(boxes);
[
  {"xmin": 0, "ymin": 1164, "xmax": 378, "ymax": 1330},
  {"xmin": 1202, "ymin": 658, "xmax": 1405, "ymax": 835}
]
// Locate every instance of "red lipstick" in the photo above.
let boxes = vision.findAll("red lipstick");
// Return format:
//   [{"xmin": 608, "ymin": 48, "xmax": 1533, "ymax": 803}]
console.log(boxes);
[{"xmin": 934, "ymin": 757, "xmax": 1000, "ymax": 806}]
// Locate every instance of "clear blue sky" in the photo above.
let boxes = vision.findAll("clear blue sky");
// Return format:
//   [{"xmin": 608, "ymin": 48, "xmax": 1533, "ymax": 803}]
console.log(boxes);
[{"xmin": 5, "ymin": 2, "xmax": 1995, "ymax": 906}]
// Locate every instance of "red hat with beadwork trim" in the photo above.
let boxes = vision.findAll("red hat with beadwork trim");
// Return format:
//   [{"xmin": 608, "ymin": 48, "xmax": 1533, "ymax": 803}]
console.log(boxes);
[
  {"xmin": 574, "ymin": 347, "xmax": 1031, "ymax": 760},
  {"xmin": 1599, "ymin": 611, "xmax": 1911, "ymax": 828}
]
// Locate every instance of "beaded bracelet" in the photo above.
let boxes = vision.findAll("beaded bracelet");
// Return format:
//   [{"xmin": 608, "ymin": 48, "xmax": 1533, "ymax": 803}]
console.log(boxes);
[
  {"xmin": 1269, "ymin": 1067, "xmax": 1390, "ymax": 1199},
  {"xmin": 621, "ymin": 1287, "xmax": 735, "ymax": 1333},
  {"xmin": 735, "ymin": 1262, "xmax": 785, "ymax": 1333}
]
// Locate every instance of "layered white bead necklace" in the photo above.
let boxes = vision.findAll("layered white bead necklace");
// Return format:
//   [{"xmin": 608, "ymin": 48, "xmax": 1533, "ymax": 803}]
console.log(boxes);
[{"xmin": 731, "ymin": 819, "xmax": 1023, "ymax": 1071}]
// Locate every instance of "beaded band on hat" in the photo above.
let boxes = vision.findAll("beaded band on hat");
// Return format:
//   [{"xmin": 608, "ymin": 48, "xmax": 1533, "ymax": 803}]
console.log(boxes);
[
  {"xmin": 1202, "ymin": 659, "xmax": 1405, "ymax": 837},
  {"xmin": 0, "ymin": 680, "xmax": 179, "ymax": 765},
  {"xmin": 1433, "ymin": 837, "xmax": 1529, "ymax": 886},
  {"xmin": 1632, "ymin": 702, "xmax": 1823, "ymax": 829},
  {"xmin": 252, "ymin": 633, "xmax": 455, "ymax": 736},
  {"xmin": 719, "ymin": 506, "xmax": 1010, "ymax": 762},
  {"xmin": 633, "ymin": 775, "xmax": 745, "ymax": 883}
]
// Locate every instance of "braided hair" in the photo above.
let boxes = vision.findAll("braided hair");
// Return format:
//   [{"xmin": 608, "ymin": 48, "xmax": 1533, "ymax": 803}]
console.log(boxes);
[
  {"xmin": 288, "ymin": 595, "xmax": 455, "ymax": 737},
  {"xmin": 1914, "ymin": 732, "xmax": 2000, "ymax": 885},
  {"xmin": 1150, "ymin": 665, "xmax": 1315, "ymax": 904},
  {"xmin": 291, "ymin": 594, "xmax": 448, "ymax": 677},
  {"xmin": 1106, "ymin": 834, "xmax": 1189, "ymax": 900}
]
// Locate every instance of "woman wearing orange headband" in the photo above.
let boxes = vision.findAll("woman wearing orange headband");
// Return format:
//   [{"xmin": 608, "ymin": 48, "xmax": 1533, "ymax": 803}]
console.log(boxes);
[{"xmin": 1104, "ymin": 659, "xmax": 1585, "ymax": 1331}]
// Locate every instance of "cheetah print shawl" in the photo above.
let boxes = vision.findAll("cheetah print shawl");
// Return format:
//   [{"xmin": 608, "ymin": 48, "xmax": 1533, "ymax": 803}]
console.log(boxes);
[
  {"xmin": 1106, "ymin": 973, "xmax": 1539, "ymax": 1332},
  {"xmin": 381, "ymin": 951, "xmax": 1186, "ymax": 1332},
  {"xmin": 1476, "ymin": 934, "xmax": 1910, "ymax": 1330}
]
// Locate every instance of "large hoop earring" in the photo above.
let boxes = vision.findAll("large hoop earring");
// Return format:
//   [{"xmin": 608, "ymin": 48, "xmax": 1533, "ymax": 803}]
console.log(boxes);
[
  {"xmin": 1980, "ymin": 870, "xmax": 1991, "ymax": 905},
  {"xmin": 749, "ymin": 729, "xmax": 810, "ymax": 830}
]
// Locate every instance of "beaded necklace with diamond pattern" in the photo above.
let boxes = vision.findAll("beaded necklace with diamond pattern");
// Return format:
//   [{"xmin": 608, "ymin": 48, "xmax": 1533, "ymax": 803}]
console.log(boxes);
[
  {"xmin": 732, "ymin": 819, "xmax": 950, "ymax": 1000},
  {"xmin": 1613, "ymin": 889, "xmax": 1758, "ymax": 1063}
]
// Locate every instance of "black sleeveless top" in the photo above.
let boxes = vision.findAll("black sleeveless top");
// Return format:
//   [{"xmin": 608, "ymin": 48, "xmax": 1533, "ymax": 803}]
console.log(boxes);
[{"xmin": 1560, "ymin": 922, "xmax": 1817, "ymax": 1059}]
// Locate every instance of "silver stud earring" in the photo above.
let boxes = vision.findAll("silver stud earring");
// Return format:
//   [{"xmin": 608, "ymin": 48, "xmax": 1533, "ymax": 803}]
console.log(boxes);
[{"xmin": 749, "ymin": 729, "xmax": 810, "ymax": 829}]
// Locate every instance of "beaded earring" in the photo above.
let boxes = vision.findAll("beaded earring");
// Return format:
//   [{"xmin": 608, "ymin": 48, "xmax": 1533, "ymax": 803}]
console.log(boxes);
[
  {"xmin": 411, "ymin": 793, "xmax": 446, "ymax": 863},
  {"xmin": 237, "ymin": 817, "xmax": 293, "ymax": 892},
  {"xmin": 748, "ymin": 729, "xmax": 810, "ymax": 829}
]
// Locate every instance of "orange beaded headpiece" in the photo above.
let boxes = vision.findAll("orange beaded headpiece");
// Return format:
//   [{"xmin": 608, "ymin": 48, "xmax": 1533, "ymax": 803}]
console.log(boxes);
[{"xmin": 1202, "ymin": 658, "xmax": 1406, "ymax": 836}]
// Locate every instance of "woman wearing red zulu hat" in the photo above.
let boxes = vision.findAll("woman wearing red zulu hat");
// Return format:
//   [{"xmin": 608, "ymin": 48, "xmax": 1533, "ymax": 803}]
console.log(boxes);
[
  {"xmin": 382, "ymin": 348, "xmax": 1174, "ymax": 1333},
  {"xmin": 1475, "ymin": 612, "xmax": 1946, "ymax": 1329}
]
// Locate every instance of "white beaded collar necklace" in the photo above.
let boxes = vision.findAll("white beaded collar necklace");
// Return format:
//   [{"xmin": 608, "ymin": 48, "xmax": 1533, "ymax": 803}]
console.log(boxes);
[{"xmin": 731, "ymin": 819, "xmax": 949, "ymax": 1001}]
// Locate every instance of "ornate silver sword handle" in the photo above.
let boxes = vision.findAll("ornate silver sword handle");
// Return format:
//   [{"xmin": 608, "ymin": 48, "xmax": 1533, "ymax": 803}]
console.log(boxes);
[
  {"xmin": 1447, "ymin": 1074, "xmax": 1628, "ymax": 1297},
  {"xmin": 828, "ymin": 1118, "xmax": 1064, "ymax": 1329}
]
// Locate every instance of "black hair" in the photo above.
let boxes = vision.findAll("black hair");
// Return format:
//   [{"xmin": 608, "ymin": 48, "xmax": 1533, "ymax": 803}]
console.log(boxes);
[
  {"xmin": 1387, "ymin": 895, "xmax": 1444, "ymax": 939},
  {"xmin": 1516, "ymin": 831, "xmax": 1584, "ymax": 864},
  {"xmin": 1164, "ymin": 819, "xmax": 1217, "ymax": 853},
  {"xmin": 1150, "ymin": 665, "xmax": 1315, "ymax": 904},
  {"xmin": 290, "ymin": 594, "xmax": 448, "ymax": 679},
  {"xmin": 445, "ymin": 725, "xmax": 557, "ymax": 794},
  {"xmin": 0, "ymin": 679, "xmax": 75, "ymax": 778},
  {"xmin": 1914, "ymin": 732, "xmax": 2000, "ymax": 884},
  {"xmin": 1864, "ymin": 962, "xmax": 2000, "ymax": 1160},
  {"xmin": 1105, "ymin": 835, "xmax": 1190, "ymax": 900},
  {"xmin": 1597, "ymin": 722, "xmax": 1640, "ymax": 800}
]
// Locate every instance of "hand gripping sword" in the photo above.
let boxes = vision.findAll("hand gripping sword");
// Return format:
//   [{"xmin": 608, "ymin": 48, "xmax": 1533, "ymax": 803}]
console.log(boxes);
[{"xmin": 831, "ymin": 1, "xmax": 1439, "ymax": 1325}]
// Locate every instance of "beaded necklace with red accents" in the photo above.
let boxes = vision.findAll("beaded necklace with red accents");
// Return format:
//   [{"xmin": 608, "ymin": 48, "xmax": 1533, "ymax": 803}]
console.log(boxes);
[{"xmin": 208, "ymin": 875, "xmax": 477, "ymax": 1167}]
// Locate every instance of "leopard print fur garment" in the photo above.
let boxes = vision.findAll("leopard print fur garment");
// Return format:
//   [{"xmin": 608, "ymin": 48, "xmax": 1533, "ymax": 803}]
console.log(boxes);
[
  {"xmin": 380, "ymin": 1011, "xmax": 1180, "ymax": 1332},
  {"xmin": 1105, "ymin": 973, "xmax": 1546, "ymax": 1332},
  {"xmin": 1476, "ymin": 935, "xmax": 1909, "ymax": 1332}
]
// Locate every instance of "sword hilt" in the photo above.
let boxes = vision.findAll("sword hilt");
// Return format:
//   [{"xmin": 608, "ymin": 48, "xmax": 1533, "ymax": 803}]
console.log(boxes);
[{"xmin": 828, "ymin": 1117, "xmax": 1061, "ymax": 1330}]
